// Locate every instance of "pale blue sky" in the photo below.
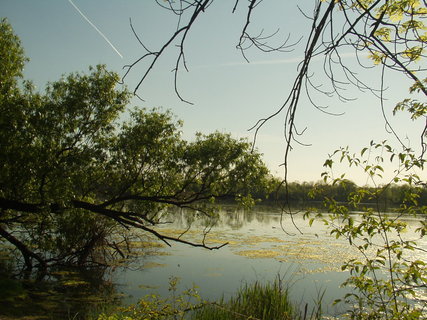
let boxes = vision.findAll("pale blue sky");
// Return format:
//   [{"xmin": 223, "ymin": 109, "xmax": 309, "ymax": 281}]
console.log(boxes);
[{"xmin": 2, "ymin": 0, "xmax": 425, "ymax": 185}]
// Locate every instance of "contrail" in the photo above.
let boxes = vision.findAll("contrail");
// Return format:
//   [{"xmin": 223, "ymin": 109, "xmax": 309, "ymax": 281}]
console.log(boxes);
[{"xmin": 68, "ymin": 0, "xmax": 123, "ymax": 58}]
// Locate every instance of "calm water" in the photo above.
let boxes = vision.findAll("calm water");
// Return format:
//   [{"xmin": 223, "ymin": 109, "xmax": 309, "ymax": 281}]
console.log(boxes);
[
  {"xmin": 2, "ymin": 206, "xmax": 426, "ymax": 318},
  {"xmin": 112, "ymin": 206, "xmax": 427, "ymax": 317}
]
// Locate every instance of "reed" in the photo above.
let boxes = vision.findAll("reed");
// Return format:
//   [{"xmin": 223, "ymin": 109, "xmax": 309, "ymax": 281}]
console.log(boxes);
[
  {"xmin": 93, "ymin": 277, "xmax": 323, "ymax": 320},
  {"xmin": 190, "ymin": 279, "xmax": 309, "ymax": 320}
]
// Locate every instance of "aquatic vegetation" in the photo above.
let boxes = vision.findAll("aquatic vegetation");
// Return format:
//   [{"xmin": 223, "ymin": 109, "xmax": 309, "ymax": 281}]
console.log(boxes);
[
  {"xmin": 235, "ymin": 249, "xmax": 283, "ymax": 259},
  {"xmin": 141, "ymin": 262, "xmax": 167, "ymax": 269},
  {"xmin": 96, "ymin": 277, "xmax": 203, "ymax": 320},
  {"xmin": 0, "ymin": 276, "xmax": 27, "ymax": 302},
  {"xmin": 0, "ymin": 269, "xmax": 121, "ymax": 320},
  {"xmin": 156, "ymin": 224, "xmax": 360, "ymax": 272},
  {"xmin": 190, "ymin": 278, "xmax": 317, "ymax": 320},
  {"xmin": 96, "ymin": 277, "xmax": 317, "ymax": 320},
  {"xmin": 244, "ymin": 235, "xmax": 286, "ymax": 245},
  {"xmin": 3, "ymin": 208, "xmax": 424, "ymax": 319}
]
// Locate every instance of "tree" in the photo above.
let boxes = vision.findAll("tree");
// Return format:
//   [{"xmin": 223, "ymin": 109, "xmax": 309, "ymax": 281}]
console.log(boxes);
[
  {"xmin": 122, "ymin": 1, "xmax": 427, "ymax": 318},
  {"xmin": 0, "ymin": 19, "xmax": 271, "ymax": 272}
]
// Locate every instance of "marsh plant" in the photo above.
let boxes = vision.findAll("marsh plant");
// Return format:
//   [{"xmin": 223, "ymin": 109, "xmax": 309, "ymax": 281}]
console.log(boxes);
[
  {"xmin": 190, "ymin": 278, "xmax": 320, "ymax": 320},
  {"xmin": 96, "ymin": 277, "xmax": 203, "ymax": 320},
  {"xmin": 96, "ymin": 277, "xmax": 316, "ymax": 320}
]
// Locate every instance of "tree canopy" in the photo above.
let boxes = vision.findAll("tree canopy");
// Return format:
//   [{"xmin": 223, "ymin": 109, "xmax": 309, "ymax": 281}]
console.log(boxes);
[{"xmin": 0, "ymin": 18, "xmax": 271, "ymax": 272}]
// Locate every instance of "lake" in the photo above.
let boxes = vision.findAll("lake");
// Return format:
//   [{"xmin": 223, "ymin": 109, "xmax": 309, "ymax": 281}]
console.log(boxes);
[
  {"xmin": 1, "ymin": 205, "xmax": 426, "ymax": 319},
  {"xmin": 111, "ymin": 206, "xmax": 427, "ymax": 318}
]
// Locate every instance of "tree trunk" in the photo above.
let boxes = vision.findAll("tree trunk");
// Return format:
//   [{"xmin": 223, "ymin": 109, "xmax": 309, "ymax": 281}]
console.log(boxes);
[{"xmin": 0, "ymin": 225, "xmax": 47, "ymax": 271}]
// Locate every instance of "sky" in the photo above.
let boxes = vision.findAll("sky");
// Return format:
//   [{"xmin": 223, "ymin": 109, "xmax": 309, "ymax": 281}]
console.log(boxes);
[{"xmin": 1, "ymin": 0, "xmax": 425, "ymax": 186}]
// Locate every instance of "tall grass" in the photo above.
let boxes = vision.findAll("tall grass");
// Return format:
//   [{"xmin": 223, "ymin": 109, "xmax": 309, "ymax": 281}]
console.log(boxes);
[
  {"xmin": 93, "ymin": 277, "xmax": 323, "ymax": 320},
  {"xmin": 190, "ymin": 279, "xmax": 317, "ymax": 320}
]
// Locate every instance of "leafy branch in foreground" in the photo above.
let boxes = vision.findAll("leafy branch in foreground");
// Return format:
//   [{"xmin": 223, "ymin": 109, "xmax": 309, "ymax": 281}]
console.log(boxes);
[{"xmin": 305, "ymin": 140, "xmax": 427, "ymax": 319}]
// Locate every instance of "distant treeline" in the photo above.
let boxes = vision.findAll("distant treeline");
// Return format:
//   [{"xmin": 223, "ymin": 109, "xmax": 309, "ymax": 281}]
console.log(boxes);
[{"xmin": 253, "ymin": 179, "xmax": 427, "ymax": 209}]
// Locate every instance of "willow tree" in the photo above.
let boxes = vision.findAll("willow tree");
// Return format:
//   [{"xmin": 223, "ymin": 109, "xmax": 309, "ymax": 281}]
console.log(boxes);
[
  {"xmin": 123, "ymin": 1, "xmax": 426, "ymax": 318},
  {"xmin": 0, "ymin": 19, "xmax": 271, "ymax": 272}
]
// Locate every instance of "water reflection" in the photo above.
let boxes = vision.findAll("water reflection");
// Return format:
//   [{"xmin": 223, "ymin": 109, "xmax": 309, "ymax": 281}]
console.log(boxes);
[
  {"xmin": 115, "ymin": 206, "xmax": 427, "ymax": 317},
  {"xmin": 0, "ymin": 266, "xmax": 120, "ymax": 319},
  {"xmin": 162, "ymin": 205, "xmax": 284, "ymax": 230},
  {"xmin": 115, "ymin": 207, "xmax": 351, "ymax": 316},
  {"xmin": 2, "ymin": 206, "xmax": 425, "ymax": 319}
]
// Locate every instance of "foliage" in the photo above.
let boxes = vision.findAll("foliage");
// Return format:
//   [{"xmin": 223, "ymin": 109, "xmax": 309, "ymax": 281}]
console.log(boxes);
[
  {"xmin": 307, "ymin": 4, "xmax": 427, "ymax": 316},
  {"xmin": 120, "ymin": 0, "xmax": 427, "ymax": 319},
  {"xmin": 0, "ymin": 19, "xmax": 271, "ymax": 272},
  {"xmin": 256, "ymin": 176, "xmax": 427, "ymax": 209},
  {"xmin": 96, "ymin": 277, "xmax": 203, "ymax": 320},
  {"xmin": 349, "ymin": 0, "xmax": 427, "ymax": 66},
  {"xmin": 0, "ymin": 18, "xmax": 27, "ymax": 94},
  {"xmin": 190, "ymin": 279, "xmax": 309, "ymax": 320},
  {"xmin": 96, "ymin": 277, "xmax": 309, "ymax": 320},
  {"xmin": 304, "ymin": 139, "xmax": 427, "ymax": 319}
]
